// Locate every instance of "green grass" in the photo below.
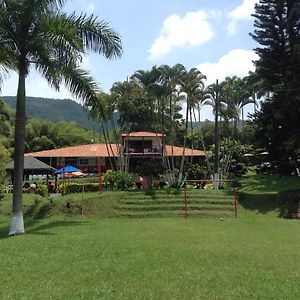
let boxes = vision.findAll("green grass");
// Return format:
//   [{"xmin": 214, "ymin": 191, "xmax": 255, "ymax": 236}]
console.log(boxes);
[
  {"xmin": 240, "ymin": 170, "xmax": 300, "ymax": 195},
  {"xmin": 1, "ymin": 216, "xmax": 300, "ymax": 299},
  {"xmin": 0, "ymin": 174, "xmax": 300, "ymax": 299}
]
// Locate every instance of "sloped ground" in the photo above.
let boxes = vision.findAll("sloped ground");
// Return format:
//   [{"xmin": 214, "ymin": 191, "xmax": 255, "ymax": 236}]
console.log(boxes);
[
  {"xmin": 0, "ymin": 188, "xmax": 236, "ymax": 220},
  {"xmin": 115, "ymin": 189, "xmax": 235, "ymax": 219}
]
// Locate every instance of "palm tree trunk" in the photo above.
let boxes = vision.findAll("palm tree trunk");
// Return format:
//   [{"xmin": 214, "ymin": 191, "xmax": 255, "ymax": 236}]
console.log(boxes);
[
  {"xmin": 178, "ymin": 103, "xmax": 189, "ymax": 185},
  {"xmin": 9, "ymin": 70, "xmax": 26, "ymax": 235}
]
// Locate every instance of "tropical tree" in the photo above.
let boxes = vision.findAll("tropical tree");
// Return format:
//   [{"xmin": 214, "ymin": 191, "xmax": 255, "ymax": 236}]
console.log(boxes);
[
  {"xmin": 250, "ymin": 0, "xmax": 300, "ymax": 166},
  {"xmin": 0, "ymin": 0, "xmax": 122, "ymax": 235},
  {"xmin": 25, "ymin": 119, "xmax": 94, "ymax": 152},
  {"xmin": 0, "ymin": 99, "xmax": 13, "ymax": 149},
  {"xmin": 221, "ymin": 76, "xmax": 253, "ymax": 136},
  {"xmin": 88, "ymin": 92, "xmax": 120, "ymax": 170},
  {"xmin": 0, "ymin": 145, "xmax": 10, "ymax": 193},
  {"xmin": 205, "ymin": 80, "xmax": 225, "ymax": 176},
  {"xmin": 178, "ymin": 67, "xmax": 206, "ymax": 184},
  {"xmin": 131, "ymin": 67, "xmax": 160, "ymax": 121}
]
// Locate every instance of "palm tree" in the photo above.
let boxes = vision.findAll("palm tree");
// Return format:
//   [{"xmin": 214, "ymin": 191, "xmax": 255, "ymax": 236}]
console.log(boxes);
[
  {"xmin": 205, "ymin": 80, "xmax": 230, "ymax": 182},
  {"xmin": 158, "ymin": 64, "xmax": 186, "ymax": 183},
  {"xmin": 0, "ymin": 0, "xmax": 122, "ymax": 235},
  {"xmin": 130, "ymin": 67, "xmax": 161, "ymax": 131},
  {"xmin": 178, "ymin": 67, "xmax": 206, "ymax": 184},
  {"xmin": 222, "ymin": 76, "xmax": 253, "ymax": 136}
]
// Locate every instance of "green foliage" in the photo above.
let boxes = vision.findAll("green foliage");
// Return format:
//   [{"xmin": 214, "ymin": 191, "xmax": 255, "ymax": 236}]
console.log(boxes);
[
  {"xmin": 133, "ymin": 158, "xmax": 165, "ymax": 178},
  {"xmin": 36, "ymin": 184, "xmax": 48, "ymax": 197},
  {"xmin": 0, "ymin": 99, "xmax": 13, "ymax": 151},
  {"xmin": 251, "ymin": 0, "xmax": 300, "ymax": 93},
  {"xmin": 2, "ymin": 96, "xmax": 101, "ymax": 130},
  {"xmin": 25, "ymin": 119, "xmax": 94, "ymax": 152},
  {"xmin": 187, "ymin": 164, "xmax": 209, "ymax": 180},
  {"xmin": 250, "ymin": 0, "xmax": 300, "ymax": 169},
  {"xmin": 63, "ymin": 183, "xmax": 99, "ymax": 194},
  {"xmin": 103, "ymin": 170, "xmax": 133, "ymax": 190},
  {"xmin": 0, "ymin": 145, "xmax": 10, "ymax": 193}
]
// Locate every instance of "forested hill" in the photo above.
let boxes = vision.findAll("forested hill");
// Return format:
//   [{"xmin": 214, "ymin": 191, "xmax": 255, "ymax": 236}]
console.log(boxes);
[{"xmin": 1, "ymin": 96, "xmax": 98, "ymax": 130}]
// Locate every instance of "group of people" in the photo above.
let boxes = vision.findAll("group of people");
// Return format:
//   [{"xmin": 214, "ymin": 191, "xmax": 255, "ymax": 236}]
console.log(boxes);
[
  {"xmin": 134, "ymin": 175, "xmax": 166, "ymax": 190},
  {"xmin": 23, "ymin": 180, "xmax": 56, "ymax": 194}
]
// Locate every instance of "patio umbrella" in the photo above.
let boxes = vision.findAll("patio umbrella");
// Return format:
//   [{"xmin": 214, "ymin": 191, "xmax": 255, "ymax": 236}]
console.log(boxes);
[
  {"xmin": 260, "ymin": 151, "xmax": 269, "ymax": 155},
  {"xmin": 68, "ymin": 171, "xmax": 85, "ymax": 177},
  {"xmin": 53, "ymin": 165, "xmax": 82, "ymax": 174}
]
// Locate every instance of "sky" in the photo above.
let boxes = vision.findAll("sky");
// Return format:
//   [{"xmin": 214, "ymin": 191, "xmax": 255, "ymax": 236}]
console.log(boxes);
[{"xmin": 1, "ymin": 0, "xmax": 260, "ymax": 120}]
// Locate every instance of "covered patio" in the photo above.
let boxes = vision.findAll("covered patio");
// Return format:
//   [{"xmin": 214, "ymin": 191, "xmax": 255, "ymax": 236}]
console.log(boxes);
[{"xmin": 6, "ymin": 156, "xmax": 55, "ymax": 185}]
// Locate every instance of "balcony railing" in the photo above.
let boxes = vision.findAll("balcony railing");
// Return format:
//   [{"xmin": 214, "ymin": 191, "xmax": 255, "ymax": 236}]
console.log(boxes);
[{"xmin": 123, "ymin": 147, "xmax": 161, "ymax": 155}]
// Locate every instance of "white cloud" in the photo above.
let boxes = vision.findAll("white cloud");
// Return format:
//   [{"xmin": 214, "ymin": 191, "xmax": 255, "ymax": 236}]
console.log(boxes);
[
  {"xmin": 227, "ymin": 0, "xmax": 259, "ymax": 35},
  {"xmin": 87, "ymin": 3, "xmax": 95, "ymax": 13},
  {"xmin": 148, "ymin": 10, "xmax": 214, "ymax": 61},
  {"xmin": 197, "ymin": 48, "xmax": 258, "ymax": 84}
]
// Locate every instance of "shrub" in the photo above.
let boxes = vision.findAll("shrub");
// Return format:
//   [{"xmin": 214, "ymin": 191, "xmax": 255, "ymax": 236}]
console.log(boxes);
[
  {"xmin": 187, "ymin": 164, "xmax": 209, "ymax": 180},
  {"xmin": 36, "ymin": 184, "xmax": 48, "ymax": 197},
  {"xmin": 103, "ymin": 170, "xmax": 133, "ymax": 190},
  {"xmin": 0, "ymin": 145, "xmax": 10, "ymax": 193},
  {"xmin": 229, "ymin": 163, "xmax": 247, "ymax": 177},
  {"xmin": 60, "ymin": 183, "xmax": 99, "ymax": 194}
]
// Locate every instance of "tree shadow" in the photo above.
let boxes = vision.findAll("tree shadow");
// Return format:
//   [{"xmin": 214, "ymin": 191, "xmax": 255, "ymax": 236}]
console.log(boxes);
[
  {"xmin": 239, "ymin": 189, "xmax": 300, "ymax": 217},
  {"xmin": 0, "ymin": 218, "xmax": 88, "ymax": 240},
  {"xmin": 238, "ymin": 192, "xmax": 280, "ymax": 214}
]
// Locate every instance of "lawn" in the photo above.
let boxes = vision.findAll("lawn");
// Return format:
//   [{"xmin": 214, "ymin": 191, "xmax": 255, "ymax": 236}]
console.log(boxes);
[
  {"xmin": 239, "ymin": 170, "xmax": 300, "ymax": 195},
  {"xmin": 1, "ymin": 213, "xmax": 300, "ymax": 299},
  {"xmin": 1, "ymin": 175, "xmax": 300, "ymax": 299}
]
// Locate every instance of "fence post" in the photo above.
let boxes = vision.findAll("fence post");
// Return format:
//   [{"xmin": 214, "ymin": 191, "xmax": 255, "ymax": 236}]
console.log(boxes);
[
  {"xmin": 233, "ymin": 187, "xmax": 237, "ymax": 218},
  {"xmin": 184, "ymin": 185, "xmax": 188, "ymax": 220}
]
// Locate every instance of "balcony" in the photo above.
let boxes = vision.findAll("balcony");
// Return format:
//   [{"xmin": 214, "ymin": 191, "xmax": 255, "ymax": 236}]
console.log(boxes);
[{"xmin": 123, "ymin": 147, "xmax": 162, "ymax": 155}]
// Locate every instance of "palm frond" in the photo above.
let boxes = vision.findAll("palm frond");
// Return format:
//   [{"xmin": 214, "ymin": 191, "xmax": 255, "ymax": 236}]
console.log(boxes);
[
  {"xmin": 65, "ymin": 13, "xmax": 123, "ymax": 59},
  {"xmin": 59, "ymin": 64, "xmax": 101, "ymax": 107}
]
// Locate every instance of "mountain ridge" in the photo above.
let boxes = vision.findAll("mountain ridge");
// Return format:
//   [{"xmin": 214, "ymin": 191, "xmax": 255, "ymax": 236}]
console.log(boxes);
[{"xmin": 1, "ymin": 96, "xmax": 98, "ymax": 130}]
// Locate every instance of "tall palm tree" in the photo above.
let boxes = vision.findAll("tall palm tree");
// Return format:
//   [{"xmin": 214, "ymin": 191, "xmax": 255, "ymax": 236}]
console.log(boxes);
[
  {"xmin": 0, "ymin": 0, "xmax": 122, "ymax": 235},
  {"xmin": 178, "ymin": 67, "xmax": 206, "ymax": 184},
  {"xmin": 130, "ymin": 67, "xmax": 161, "ymax": 131},
  {"xmin": 205, "ymin": 80, "xmax": 225, "ymax": 176},
  {"xmin": 222, "ymin": 76, "xmax": 253, "ymax": 136},
  {"xmin": 158, "ymin": 64, "xmax": 185, "ymax": 183}
]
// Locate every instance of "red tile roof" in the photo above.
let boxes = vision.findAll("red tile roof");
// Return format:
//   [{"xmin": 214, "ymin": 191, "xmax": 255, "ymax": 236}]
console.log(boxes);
[
  {"xmin": 165, "ymin": 145, "xmax": 205, "ymax": 157},
  {"xmin": 121, "ymin": 132, "xmax": 164, "ymax": 137},
  {"xmin": 25, "ymin": 144, "xmax": 119, "ymax": 158},
  {"xmin": 25, "ymin": 144, "xmax": 205, "ymax": 158}
]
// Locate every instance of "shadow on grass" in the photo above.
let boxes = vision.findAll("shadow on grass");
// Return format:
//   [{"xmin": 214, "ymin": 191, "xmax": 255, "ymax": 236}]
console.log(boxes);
[
  {"xmin": 0, "ymin": 218, "xmax": 88, "ymax": 240},
  {"xmin": 238, "ymin": 188, "xmax": 300, "ymax": 217},
  {"xmin": 238, "ymin": 192, "xmax": 279, "ymax": 214}
]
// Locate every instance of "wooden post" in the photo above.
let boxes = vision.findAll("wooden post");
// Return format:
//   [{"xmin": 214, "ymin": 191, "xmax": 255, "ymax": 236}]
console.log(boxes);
[
  {"xmin": 62, "ymin": 160, "xmax": 66, "ymax": 195},
  {"xmin": 184, "ymin": 185, "xmax": 188, "ymax": 220},
  {"xmin": 97, "ymin": 157, "xmax": 102, "ymax": 192},
  {"xmin": 233, "ymin": 187, "xmax": 237, "ymax": 218}
]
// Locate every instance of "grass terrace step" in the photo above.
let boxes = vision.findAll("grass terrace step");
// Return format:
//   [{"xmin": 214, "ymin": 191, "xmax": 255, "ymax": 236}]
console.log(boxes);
[
  {"xmin": 119, "ymin": 200, "xmax": 233, "ymax": 205},
  {"xmin": 115, "ymin": 204, "xmax": 233, "ymax": 211},
  {"xmin": 115, "ymin": 209, "xmax": 234, "ymax": 218},
  {"xmin": 115, "ymin": 189, "xmax": 236, "ymax": 219}
]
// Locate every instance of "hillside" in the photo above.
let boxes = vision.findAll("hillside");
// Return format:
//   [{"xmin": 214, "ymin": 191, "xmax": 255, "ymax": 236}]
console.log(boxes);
[{"xmin": 1, "ymin": 96, "xmax": 100, "ymax": 130}]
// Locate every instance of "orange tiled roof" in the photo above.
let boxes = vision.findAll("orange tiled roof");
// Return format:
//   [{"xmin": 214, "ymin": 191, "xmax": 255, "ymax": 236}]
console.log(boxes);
[
  {"xmin": 25, "ymin": 143, "xmax": 205, "ymax": 158},
  {"xmin": 121, "ymin": 132, "xmax": 164, "ymax": 137},
  {"xmin": 164, "ymin": 145, "xmax": 205, "ymax": 157},
  {"xmin": 25, "ymin": 144, "xmax": 119, "ymax": 158}
]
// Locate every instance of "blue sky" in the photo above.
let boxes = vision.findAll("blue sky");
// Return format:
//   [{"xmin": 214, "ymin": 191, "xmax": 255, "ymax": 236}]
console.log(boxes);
[{"xmin": 2, "ymin": 0, "xmax": 260, "ymax": 120}]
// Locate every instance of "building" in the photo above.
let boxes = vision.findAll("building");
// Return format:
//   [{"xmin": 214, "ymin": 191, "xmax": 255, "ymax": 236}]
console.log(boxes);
[{"xmin": 25, "ymin": 132, "xmax": 205, "ymax": 173}]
